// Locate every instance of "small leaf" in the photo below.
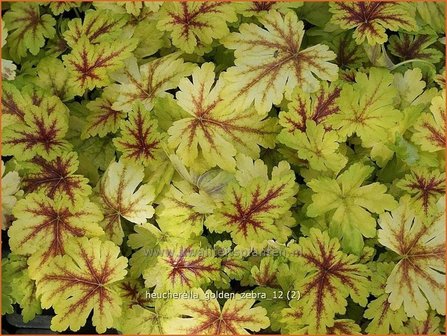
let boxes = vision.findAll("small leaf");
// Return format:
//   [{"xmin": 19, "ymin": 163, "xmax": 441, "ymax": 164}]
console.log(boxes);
[
  {"xmin": 1, "ymin": 160, "xmax": 23, "ymax": 230},
  {"xmin": 36, "ymin": 237, "xmax": 128, "ymax": 333},
  {"xmin": 236, "ymin": 2, "xmax": 303, "ymax": 18},
  {"xmin": 2, "ymin": 82, "xmax": 27, "ymax": 127},
  {"xmin": 251, "ymin": 257, "xmax": 279, "ymax": 287},
  {"xmin": 389, "ymin": 34, "xmax": 443, "ymax": 64}
]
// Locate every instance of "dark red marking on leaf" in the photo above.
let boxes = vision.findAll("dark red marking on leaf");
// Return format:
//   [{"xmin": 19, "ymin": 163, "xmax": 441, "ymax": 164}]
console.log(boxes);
[
  {"xmin": 391, "ymin": 35, "xmax": 435, "ymax": 61},
  {"xmin": 406, "ymin": 173, "xmax": 444, "ymax": 215},
  {"xmin": 327, "ymin": 320, "xmax": 356, "ymax": 334},
  {"xmin": 119, "ymin": 281, "xmax": 151, "ymax": 308},
  {"xmin": 2, "ymin": 90, "xmax": 25, "ymax": 121},
  {"xmin": 13, "ymin": 5, "xmax": 43, "ymax": 42},
  {"xmin": 252, "ymin": 2, "xmax": 275, "ymax": 12},
  {"xmin": 335, "ymin": 34, "xmax": 362, "ymax": 68},
  {"xmin": 421, "ymin": 122, "xmax": 446, "ymax": 148},
  {"xmin": 223, "ymin": 184, "xmax": 285, "ymax": 238}
]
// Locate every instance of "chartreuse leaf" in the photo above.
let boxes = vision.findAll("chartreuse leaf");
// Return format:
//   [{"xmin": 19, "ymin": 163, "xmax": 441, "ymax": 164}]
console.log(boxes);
[
  {"xmin": 206, "ymin": 155, "xmax": 298, "ymax": 249},
  {"xmin": 113, "ymin": 103, "xmax": 164, "ymax": 166},
  {"xmin": 396, "ymin": 168, "xmax": 444, "ymax": 222},
  {"xmin": 2, "ymin": 82, "xmax": 26, "ymax": 128},
  {"xmin": 282, "ymin": 229, "xmax": 370, "ymax": 334},
  {"xmin": 36, "ymin": 237, "xmax": 128, "ymax": 333},
  {"xmin": 415, "ymin": 2, "xmax": 445, "ymax": 34},
  {"xmin": 168, "ymin": 63, "xmax": 278, "ymax": 172},
  {"xmin": 143, "ymin": 244, "xmax": 220, "ymax": 293},
  {"xmin": 3, "ymin": 3, "xmax": 56, "ymax": 61},
  {"xmin": 166, "ymin": 288, "xmax": 270, "ymax": 334},
  {"xmin": 21, "ymin": 152, "xmax": 91, "ymax": 205},
  {"xmin": 327, "ymin": 67, "xmax": 402, "ymax": 149},
  {"xmin": 235, "ymin": 2, "xmax": 303, "ymax": 18},
  {"xmin": 113, "ymin": 53, "xmax": 195, "ymax": 112},
  {"xmin": 48, "ymin": 2, "xmax": 80, "ymax": 15},
  {"xmin": 278, "ymin": 120, "xmax": 347, "ymax": 174},
  {"xmin": 389, "ymin": 33, "xmax": 443, "ymax": 64},
  {"xmin": 63, "ymin": 36, "xmax": 137, "ymax": 96},
  {"xmin": 329, "ymin": 2, "xmax": 417, "ymax": 45},
  {"xmin": 378, "ymin": 196, "xmax": 445, "ymax": 320},
  {"xmin": 251, "ymin": 256, "xmax": 279, "ymax": 287},
  {"xmin": 1, "ymin": 160, "xmax": 23, "ymax": 230},
  {"xmin": 82, "ymin": 86, "xmax": 126, "ymax": 139},
  {"xmin": 403, "ymin": 310, "xmax": 442, "ymax": 335},
  {"xmin": 364, "ymin": 262, "xmax": 408, "ymax": 334},
  {"xmin": 96, "ymin": 159, "xmax": 155, "ymax": 245},
  {"xmin": 412, "ymin": 90, "xmax": 446, "ymax": 153},
  {"xmin": 327, "ymin": 320, "xmax": 362, "ymax": 335},
  {"xmin": 1, "ymin": 19, "xmax": 17, "ymax": 81},
  {"xmin": 222, "ymin": 10, "xmax": 338, "ymax": 114},
  {"xmin": 307, "ymin": 163, "xmax": 398, "ymax": 254},
  {"xmin": 2, "ymin": 96, "xmax": 71, "ymax": 160},
  {"xmin": 9, "ymin": 192, "xmax": 103, "ymax": 271},
  {"xmin": 157, "ymin": 2, "xmax": 237, "ymax": 54}
]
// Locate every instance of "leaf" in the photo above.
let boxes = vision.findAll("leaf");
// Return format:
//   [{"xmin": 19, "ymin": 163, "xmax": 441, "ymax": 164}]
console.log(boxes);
[
  {"xmin": 96, "ymin": 159, "xmax": 155, "ymax": 245},
  {"xmin": 49, "ymin": 2, "xmax": 80, "ymax": 15},
  {"xmin": 63, "ymin": 36, "xmax": 137, "ymax": 96},
  {"xmin": 33, "ymin": 57, "xmax": 77, "ymax": 102},
  {"xmin": 364, "ymin": 262, "xmax": 408, "ymax": 334},
  {"xmin": 278, "ymin": 120, "xmax": 347, "ymax": 173},
  {"xmin": 307, "ymin": 163, "xmax": 398, "ymax": 254},
  {"xmin": 3, "ymin": 3, "xmax": 56, "ymax": 61},
  {"xmin": 403, "ymin": 311, "xmax": 442, "ymax": 335},
  {"xmin": 166, "ymin": 288, "xmax": 270, "ymax": 334},
  {"xmin": 278, "ymin": 82, "xmax": 342, "ymax": 134},
  {"xmin": 21, "ymin": 152, "xmax": 91, "ymax": 205},
  {"xmin": 2, "ymin": 82, "xmax": 27, "ymax": 127},
  {"xmin": 9, "ymin": 193, "xmax": 104, "ymax": 270},
  {"xmin": 206, "ymin": 156, "xmax": 298, "ymax": 249},
  {"xmin": 415, "ymin": 2, "xmax": 445, "ymax": 34},
  {"xmin": 81, "ymin": 86, "xmax": 126, "ymax": 138},
  {"xmin": 327, "ymin": 67, "xmax": 402, "ymax": 148},
  {"xmin": 378, "ymin": 196, "xmax": 445, "ymax": 320},
  {"xmin": 2, "ymin": 96, "xmax": 71, "ymax": 160},
  {"xmin": 396, "ymin": 168, "xmax": 445, "ymax": 222},
  {"xmin": 36, "ymin": 237, "xmax": 128, "ymax": 333},
  {"xmin": 331, "ymin": 32, "xmax": 368, "ymax": 69},
  {"xmin": 113, "ymin": 103, "xmax": 164, "ymax": 166},
  {"xmin": 412, "ymin": 91, "xmax": 446, "ymax": 152},
  {"xmin": 236, "ymin": 2, "xmax": 303, "ymax": 18},
  {"xmin": 222, "ymin": 10, "xmax": 338, "ymax": 114},
  {"xmin": 329, "ymin": 2, "xmax": 417, "ymax": 45},
  {"xmin": 143, "ymin": 244, "xmax": 220, "ymax": 292},
  {"xmin": 113, "ymin": 53, "xmax": 195, "ymax": 112},
  {"xmin": 282, "ymin": 228, "xmax": 370, "ymax": 334},
  {"xmin": 157, "ymin": 2, "xmax": 237, "ymax": 53},
  {"xmin": 168, "ymin": 63, "xmax": 279, "ymax": 172},
  {"xmin": 251, "ymin": 257, "xmax": 279, "ymax": 287},
  {"xmin": 63, "ymin": 9, "xmax": 127, "ymax": 48},
  {"xmin": 1, "ymin": 160, "xmax": 23, "ymax": 230},
  {"xmin": 327, "ymin": 320, "xmax": 362, "ymax": 335},
  {"xmin": 389, "ymin": 34, "xmax": 443, "ymax": 64}
]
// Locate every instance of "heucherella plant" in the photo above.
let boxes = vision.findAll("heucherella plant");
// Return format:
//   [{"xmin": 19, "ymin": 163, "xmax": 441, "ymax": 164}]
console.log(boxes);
[{"xmin": 1, "ymin": 2, "xmax": 445, "ymax": 335}]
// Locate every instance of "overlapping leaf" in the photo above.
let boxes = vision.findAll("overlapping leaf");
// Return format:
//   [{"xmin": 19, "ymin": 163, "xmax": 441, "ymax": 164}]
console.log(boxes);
[
  {"xmin": 36, "ymin": 237, "xmax": 128, "ymax": 333},
  {"xmin": 389, "ymin": 34, "xmax": 443, "ymax": 64},
  {"xmin": 235, "ymin": 2, "xmax": 303, "ymax": 18},
  {"xmin": 1, "ymin": 160, "xmax": 23, "ymax": 230},
  {"xmin": 168, "ymin": 63, "xmax": 278, "ymax": 172}
]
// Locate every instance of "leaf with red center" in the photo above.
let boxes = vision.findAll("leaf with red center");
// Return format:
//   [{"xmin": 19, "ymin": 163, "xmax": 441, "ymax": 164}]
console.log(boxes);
[
  {"xmin": 330, "ymin": 32, "xmax": 368, "ymax": 69},
  {"xmin": 397, "ymin": 168, "xmax": 445, "ymax": 222},
  {"xmin": 403, "ymin": 311, "xmax": 442, "ymax": 335},
  {"xmin": 251, "ymin": 257, "xmax": 279, "ymax": 287},
  {"xmin": 389, "ymin": 34, "xmax": 443, "ymax": 64},
  {"xmin": 64, "ymin": 9, "xmax": 127, "ymax": 48},
  {"xmin": 2, "ymin": 82, "xmax": 27, "ymax": 127},
  {"xmin": 222, "ymin": 10, "xmax": 338, "ymax": 114},
  {"xmin": 2, "ymin": 96, "xmax": 71, "ymax": 160},
  {"xmin": 206, "ymin": 156, "xmax": 298, "ymax": 249},
  {"xmin": 279, "ymin": 82, "xmax": 342, "ymax": 135},
  {"xmin": 168, "ymin": 63, "xmax": 279, "ymax": 172},
  {"xmin": 96, "ymin": 159, "xmax": 155, "ymax": 245},
  {"xmin": 364, "ymin": 262, "xmax": 408, "ymax": 334},
  {"xmin": 63, "ymin": 36, "xmax": 137, "ymax": 96},
  {"xmin": 412, "ymin": 91, "xmax": 446, "ymax": 152},
  {"xmin": 143, "ymin": 244, "xmax": 220, "ymax": 292},
  {"xmin": 9, "ymin": 193, "xmax": 103, "ymax": 271},
  {"xmin": 157, "ymin": 2, "xmax": 237, "ymax": 54},
  {"xmin": 81, "ymin": 86, "xmax": 126, "ymax": 138},
  {"xmin": 235, "ymin": 1, "xmax": 303, "ymax": 18},
  {"xmin": 3, "ymin": 3, "xmax": 56, "ymax": 61},
  {"xmin": 326, "ymin": 320, "xmax": 362, "ymax": 335},
  {"xmin": 378, "ymin": 196, "xmax": 445, "ymax": 320},
  {"xmin": 281, "ymin": 228, "xmax": 370, "ymax": 334},
  {"xmin": 113, "ymin": 52, "xmax": 195, "ymax": 112},
  {"xmin": 36, "ymin": 237, "xmax": 128, "ymax": 333},
  {"xmin": 113, "ymin": 103, "xmax": 164, "ymax": 166},
  {"xmin": 327, "ymin": 67, "xmax": 402, "ymax": 149},
  {"xmin": 21, "ymin": 152, "xmax": 91, "ymax": 205},
  {"xmin": 329, "ymin": 2, "xmax": 417, "ymax": 45},
  {"xmin": 167, "ymin": 288, "xmax": 270, "ymax": 334},
  {"xmin": 49, "ymin": 2, "xmax": 80, "ymax": 15}
]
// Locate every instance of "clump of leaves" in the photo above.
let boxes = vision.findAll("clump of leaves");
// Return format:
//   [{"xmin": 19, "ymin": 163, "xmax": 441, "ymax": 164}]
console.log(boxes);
[{"xmin": 1, "ymin": 2, "xmax": 445, "ymax": 335}]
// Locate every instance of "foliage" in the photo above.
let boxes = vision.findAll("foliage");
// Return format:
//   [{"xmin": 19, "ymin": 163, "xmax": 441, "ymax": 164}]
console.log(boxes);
[{"xmin": 1, "ymin": 2, "xmax": 445, "ymax": 334}]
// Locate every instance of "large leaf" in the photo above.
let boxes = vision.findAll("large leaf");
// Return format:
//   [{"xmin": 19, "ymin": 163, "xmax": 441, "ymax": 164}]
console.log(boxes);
[
  {"xmin": 307, "ymin": 163, "xmax": 398, "ymax": 253},
  {"xmin": 36, "ymin": 237, "xmax": 128, "ymax": 333},
  {"xmin": 329, "ymin": 2, "xmax": 417, "ymax": 45},
  {"xmin": 378, "ymin": 196, "xmax": 445, "ymax": 320},
  {"xmin": 222, "ymin": 10, "xmax": 338, "ymax": 114},
  {"xmin": 282, "ymin": 228, "xmax": 370, "ymax": 334},
  {"xmin": 96, "ymin": 159, "xmax": 155, "ymax": 245},
  {"xmin": 166, "ymin": 288, "xmax": 270, "ymax": 334},
  {"xmin": 168, "ymin": 63, "xmax": 279, "ymax": 172},
  {"xmin": 9, "ymin": 193, "xmax": 103, "ymax": 270}
]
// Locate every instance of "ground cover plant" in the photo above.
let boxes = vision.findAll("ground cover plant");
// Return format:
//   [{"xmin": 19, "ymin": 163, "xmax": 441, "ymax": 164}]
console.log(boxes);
[{"xmin": 1, "ymin": 1, "xmax": 446, "ymax": 335}]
